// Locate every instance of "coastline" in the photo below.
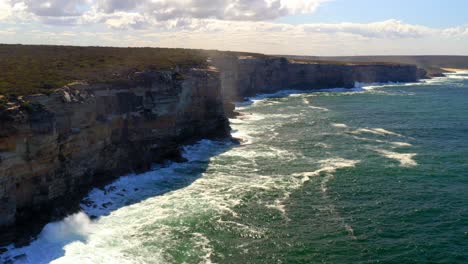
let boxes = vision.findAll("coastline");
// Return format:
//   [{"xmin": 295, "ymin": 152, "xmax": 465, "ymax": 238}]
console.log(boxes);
[
  {"xmin": 0, "ymin": 81, "xmax": 408, "ymax": 260},
  {"xmin": 0, "ymin": 53, "xmax": 425, "ymax": 254}
]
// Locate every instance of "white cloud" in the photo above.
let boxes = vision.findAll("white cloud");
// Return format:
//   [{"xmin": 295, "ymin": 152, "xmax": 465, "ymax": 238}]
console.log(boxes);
[
  {"xmin": 302, "ymin": 19, "xmax": 433, "ymax": 39},
  {"xmin": 5, "ymin": 0, "xmax": 328, "ymax": 23},
  {"xmin": 1, "ymin": 1, "xmax": 468, "ymax": 55},
  {"xmin": 104, "ymin": 12, "xmax": 149, "ymax": 29},
  {"xmin": 0, "ymin": 0, "xmax": 13, "ymax": 20},
  {"xmin": 9, "ymin": 0, "xmax": 91, "ymax": 17},
  {"xmin": 5, "ymin": 1, "xmax": 463, "ymax": 40},
  {"xmin": 442, "ymin": 25, "xmax": 468, "ymax": 37}
]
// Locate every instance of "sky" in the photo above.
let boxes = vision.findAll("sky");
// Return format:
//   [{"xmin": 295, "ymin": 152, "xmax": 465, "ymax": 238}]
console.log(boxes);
[{"xmin": 0, "ymin": 0, "xmax": 468, "ymax": 56}]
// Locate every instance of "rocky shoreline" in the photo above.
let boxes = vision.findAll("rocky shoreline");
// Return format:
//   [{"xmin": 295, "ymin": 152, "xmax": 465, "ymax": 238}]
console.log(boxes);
[{"xmin": 0, "ymin": 55, "xmax": 425, "ymax": 248}]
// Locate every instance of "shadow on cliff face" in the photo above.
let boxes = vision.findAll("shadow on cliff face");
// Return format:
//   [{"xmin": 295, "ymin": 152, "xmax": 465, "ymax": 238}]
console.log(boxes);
[{"xmin": 2, "ymin": 139, "xmax": 236, "ymax": 264}]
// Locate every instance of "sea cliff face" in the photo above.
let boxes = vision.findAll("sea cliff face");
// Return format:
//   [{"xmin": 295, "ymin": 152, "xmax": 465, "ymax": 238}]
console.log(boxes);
[
  {"xmin": 213, "ymin": 57, "xmax": 422, "ymax": 103},
  {"xmin": 0, "ymin": 68, "xmax": 229, "ymax": 243},
  {"xmin": 0, "ymin": 56, "xmax": 423, "ymax": 245}
]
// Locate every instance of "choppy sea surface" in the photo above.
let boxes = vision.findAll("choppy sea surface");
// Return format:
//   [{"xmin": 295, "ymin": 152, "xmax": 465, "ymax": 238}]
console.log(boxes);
[{"xmin": 3, "ymin": 72, "xmax": 468, "ymax": 263}]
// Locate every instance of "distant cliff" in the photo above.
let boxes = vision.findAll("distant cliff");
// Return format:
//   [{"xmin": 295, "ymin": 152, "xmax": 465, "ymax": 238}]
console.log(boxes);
[
  {"xmin": 286, "ymin": 55, "xmax": 468, "ymax": 77},
  {"xmin": 0, "ymin": 52, "xmax": 424, "ymax": 246},
  {"xmin": 212, "ymin": 56, "xmax": 422, "ymax": 103}
]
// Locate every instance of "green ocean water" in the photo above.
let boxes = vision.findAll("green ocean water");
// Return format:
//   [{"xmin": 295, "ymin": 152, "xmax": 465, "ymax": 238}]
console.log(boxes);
[{"xmin": 4, "ymin": 73, "xmax": 468, "ymax": 263}]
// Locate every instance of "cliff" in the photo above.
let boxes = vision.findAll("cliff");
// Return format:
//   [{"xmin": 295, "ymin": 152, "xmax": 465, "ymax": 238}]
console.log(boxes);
[
  {"xmin": 0, "ymin": 50, "xmax": 424, "ymax": 246},
  {"xmin": 0, "ymin": 68, "xmax": 229, "ymax": 244},
  {"xmin": 286, "ymin": 55, "xmax": 468, "ymax": 77},
  {"xmin": 212, "ymin": 57, "xmax": 422, "ymax": 103}
]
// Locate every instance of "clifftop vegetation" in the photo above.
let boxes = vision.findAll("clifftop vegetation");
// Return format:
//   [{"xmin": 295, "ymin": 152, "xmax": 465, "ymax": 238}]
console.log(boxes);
[
  {"xmin": 0, "ymin": 44, "xmax": 211, "ymax": 96},
  {"xmin": 0, "ymin": 44, "xmax": 270, "ymax": 96}
]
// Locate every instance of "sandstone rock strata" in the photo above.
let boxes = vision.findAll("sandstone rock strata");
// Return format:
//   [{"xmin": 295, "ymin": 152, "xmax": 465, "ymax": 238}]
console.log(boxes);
[{"xmin": 0, "ymin": 68, "xmax": 229, "ymax": 244}]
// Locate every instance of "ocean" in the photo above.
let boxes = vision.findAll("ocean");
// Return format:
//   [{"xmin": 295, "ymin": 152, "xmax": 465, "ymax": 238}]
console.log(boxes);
[{"xmin": 3, "ymin": 72, "xmax": 468, "ymax": 263}]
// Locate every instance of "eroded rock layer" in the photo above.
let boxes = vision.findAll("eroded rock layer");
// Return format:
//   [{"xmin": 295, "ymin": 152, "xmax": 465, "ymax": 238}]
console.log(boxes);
[{"xmin": 0, "ymin": 68, "xmax": 228, "ymax": 243}]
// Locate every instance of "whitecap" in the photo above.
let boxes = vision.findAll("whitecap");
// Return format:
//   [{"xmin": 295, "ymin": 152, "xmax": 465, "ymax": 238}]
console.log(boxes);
[
  {"xmin": 374, "ymin": 149, "xmax": 418, "ymax": 167},
  {"xmin": 390, "ymin": 141, "xmax": 413, "ymax": 147},
  {"xmin": 352, "ymin": 128, "xmax": 404, "ymax": 137},
  {"xmin": 331, "ymin": 123, "xmax": 348, "ymax": 128}
]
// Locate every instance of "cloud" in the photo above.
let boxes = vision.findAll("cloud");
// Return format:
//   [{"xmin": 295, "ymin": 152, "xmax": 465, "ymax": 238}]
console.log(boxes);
[
  {"xmin": 302, "ymin": 19, "xmax": 432, "ymax": 39},
  {"xmin": 146, "ymin": 19, "xmax": 442, "ymax": 40},
  {"xmin": 97, "ymin": 0, "xmax": 138, "ymax": 13},
  {"xmin": 104, "ymin": 12, "xmax": 149, "ymax": 30},
  {"xmin": 0, "ymin": 0, "xmax": 13, "ymax": 20},
  {"xmin": 8, "ymin": 0, "xmax": 91, "ymax": 17},
  {"xmin": 5, "ymin": 0, "xmax": 328, "ymax": 23},
  {"xmin": 442, "ymin": 25, "xmax": 468, "ymax": 37},
  {"xmin": 4, "ymin": 1, "xmax": 461, "ymax": 41},
  {"xmin": 1, "ymin": 1, "xmax": 468, "ymax": 55}
]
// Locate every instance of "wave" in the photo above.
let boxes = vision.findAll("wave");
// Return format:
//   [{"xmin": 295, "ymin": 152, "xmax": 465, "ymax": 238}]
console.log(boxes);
[
  {"xmin": 355, "ymin": 81, "xmax": 401, "ymax": 90},
  {"xmin": 236, "ymin": 86, "xmax": 367, "ymax": 109},
  {"xmin": 1, "ymin": 212, "xmax": 96, "ymax": 264},
  {"xmin": 2, "ymin": 139, "xmax": 234, "ymax": 264},
  {"xmin": 235, "ymin": 89, "xmax": 304, "ymax": 107}
]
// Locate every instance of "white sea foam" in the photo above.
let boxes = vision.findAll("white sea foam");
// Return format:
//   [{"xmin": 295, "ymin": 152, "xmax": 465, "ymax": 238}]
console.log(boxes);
[
  {"xmin": 41, "ymin": 213, "xmax": 94, "ymax": 243},
  {"xmin": 444, "ymin": 71, "xmax": 468, "ymax": 80},
  {"xmin": 291, "ymin": 158, "xmax": 361, "ymax": 240},
  {"xmin": 235, "ymin": 90, "xmax": 303, "ymax": 108},
  {"xmin": 314, "ymin": 142, "xmax": 331, "ymax": 149},
  {"xmin": 317, "ymin": 159, "xmax": 360, "ymax": 193},
  {"xmin": 350, "ymin": 135, "xmax": 413, "ymax": 148},
  {"xmin": 390, "ymin": 141, "xmax": 413, "ymax": 147},
  {"xmin": 236, "ymin": 86, "xmax": 367, "ymax": 110},
  {"xmin": 331, "ymin": 123, "xmax": 348, "ymax": 128},
  {"xmin": 191, "ymin": 233, "xmax": 215, "ymax": 264},
  {"xmin": 291, "ymin": 158, "xmax": 360, "ymax": 192},
  {"xmin": 352, "ymin": 128, "xmax": 404, "ymax": 137},
  {"xmin": 233, "ymin": 113, "xmax": 265, "ymax": 122},
  {"xmin": 308, "ymin": 105, "xmax": 330, "ymax": 111},
  {"xmin": 231, "ymin": 129, "xmax": 254, "ymax": 145},
  {"xmin": 2, "ymin": 212, "xmax": 96, "ymax": 264},
  {"xmin": 374, "ymin": 149, "xmax": 418, "ymax": 167},
  {"xmin": 355, "ymin": 80, "xmax": 442, "ymax": 90},
  {"xmin": 300, "ymin": 97, "xmax": 329, "ymax": 111},
  {"xmin": 355, "ymin": 81, "xmax": 400, "ymax": 90}
]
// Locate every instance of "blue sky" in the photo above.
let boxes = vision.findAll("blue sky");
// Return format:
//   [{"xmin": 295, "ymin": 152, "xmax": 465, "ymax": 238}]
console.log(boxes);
[{"xmin": 0, "ymin": 0, "xmax": 467, "ymax": 55}]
